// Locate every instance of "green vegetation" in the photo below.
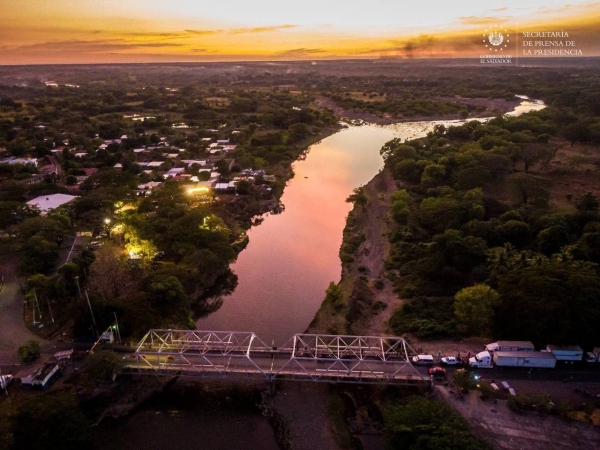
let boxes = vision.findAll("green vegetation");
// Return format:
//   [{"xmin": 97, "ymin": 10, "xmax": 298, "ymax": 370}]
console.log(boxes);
[
  {"xmin": 0, "ymin": 66, "xmax": 338, "ymax": 340},
  {"xmin": 384, "ymin": 396, "xmax": 488, "ymax": 450},
  {"xmin": 384, "ymin": 87, "xmax": 600, "ymax": 345},
  {"xmin": 0, "ymin": 391, "xmax": 90, "ymax": 450},
  {"xmin": 81, "ymin": 350, "xmax": 123, "ymax": 383},
  {"xmin": 17, "ymin": 339, "xmax": 41, "ymax": 364}
]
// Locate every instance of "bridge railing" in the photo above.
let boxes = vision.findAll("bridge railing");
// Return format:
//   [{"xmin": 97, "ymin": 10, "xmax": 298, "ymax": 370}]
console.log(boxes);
[{"xmin": 125, "ymin": 330, "xmax": 428, "ymax": 386}]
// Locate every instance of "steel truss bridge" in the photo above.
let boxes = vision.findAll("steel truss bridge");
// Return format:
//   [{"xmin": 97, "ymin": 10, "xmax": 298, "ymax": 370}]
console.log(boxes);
[{"xmin": 124, "ymin": 330, "xmax": 429, "ymax": 386}]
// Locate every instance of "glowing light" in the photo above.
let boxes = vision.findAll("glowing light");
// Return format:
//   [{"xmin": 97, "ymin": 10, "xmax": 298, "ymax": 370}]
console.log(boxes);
[
  {"xmin": 187, "ymin": 187, "xmax": 210, "ymax": 194},
  {"xmin": 104, "ymin": 218, "xmax": 111, "ymax": 224}
]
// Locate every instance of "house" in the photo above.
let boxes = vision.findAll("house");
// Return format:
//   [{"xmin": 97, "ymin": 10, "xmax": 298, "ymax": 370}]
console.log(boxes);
[
  {"xmin": 217, "ymin": 139, "xmax": 230, "ymax": 144},
  {"xmin": 26, "ymin": 194, "xmax": 78, "ymax": 214},
  {"xmin": 172, "ymin": 175, "xmax": 192, "ymax": 181},
  {"xmin": 214, "ymin": 183, "xmax": 230, "ymax": 190},
  {"xmin": 53, "ymin": 349, "xmax": 74, "ymax": 362},
  {"xmin": 194, "ymin": 180, "xmax": 213, "ymax": 189},
  {"xmin": 163, "ymin": 153, "xmax": 179, "ymax": 159},
  {"xmin": 146, "ymin": 161, "xmax": 165, "ymax": 169},
  {"xmin": 120, "ymin": 135, "xmax": 128, "ymax": 140},
  {"xmin": 114, "ymin": 163, "xmax": 123, "ymax": 169},
  {"xmin": 164, "ymin": 168, "xmax": 185, "ymax": 178},
  {"xmin": 181, "ymin": 160, "xmax": 208, "ymax": 167},
  {"xmin": 19, "ymin": 362, "xmax": 61, "ymax": 390},
  {"xmin": 21, "ymin": 165, "xmax": 57, "ymax": 185},
  {"xmin": 84, "ymin": 168, "xmax": 98, "ymax": 176},
  {"xmin": 75, "ymin": 152, "xmax": 87, "ymax": 158},
  {"xmin": 137, "ymin": 181, "xmax": 163, "ymax": 191},
  {"xmin": 201, "ymin": 137, "xmax": 212, "ymax": 142},
  {"xmin": 2, "ymin": 157, "xmax": 38, "ymax": 167},
  {"xmin": 222, "ymin": 145, "xmax": 237, "ymax": 152},
  {"xmin": 133, "ymin": 148, "xmax": 147, "ymax": 153},
  {"xmin": 100, "ymin": 330, "xmax": 114, "ymax": 344}
]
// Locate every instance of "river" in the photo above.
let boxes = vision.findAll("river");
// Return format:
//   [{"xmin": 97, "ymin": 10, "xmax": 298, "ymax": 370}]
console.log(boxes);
[{"xmin": 197, "ymin": 96, "xmax": 546, "ymax": 345}]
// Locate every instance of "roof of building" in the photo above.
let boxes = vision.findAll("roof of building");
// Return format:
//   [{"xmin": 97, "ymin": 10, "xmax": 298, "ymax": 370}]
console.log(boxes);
[{"xmin": 26, "ymin": 194, "xmax": 78, "ymax": 213}]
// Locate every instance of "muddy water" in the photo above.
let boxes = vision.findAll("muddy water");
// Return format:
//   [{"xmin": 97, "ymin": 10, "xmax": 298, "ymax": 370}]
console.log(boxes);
[{"xmin": 197, "ymin": 96, "xmax": 545, "ymax": 345}]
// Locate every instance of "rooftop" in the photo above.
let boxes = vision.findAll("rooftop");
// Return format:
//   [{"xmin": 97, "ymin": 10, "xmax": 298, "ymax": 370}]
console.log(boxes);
[{"xmin": 26, "ymin": 193, "xmax": 78, "ymax": 214}]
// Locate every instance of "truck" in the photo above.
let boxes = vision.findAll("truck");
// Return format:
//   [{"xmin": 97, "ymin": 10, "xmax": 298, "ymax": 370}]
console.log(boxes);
[
  {"xmin": 485, "ymin": 341, "xmax": 535, "ymax": 353},
  {"xmin": 584, "ymin": 347, "xmax": 600, "ymax": 363},
  {"xmin": 545, "ymin": 345, "xmax": 583, "ymax": 363},
  {"xmin": 469, "ymin": 351, "xmax": 494, "ymax": 369},
  {"xmin": 493, "ymin": 351, "xmax": 557, "ymax": 369}
]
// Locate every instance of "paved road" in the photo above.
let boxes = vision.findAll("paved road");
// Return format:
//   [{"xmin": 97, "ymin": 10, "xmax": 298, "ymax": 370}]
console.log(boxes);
[
  {"xmin": 127, "ymin": 351, "xmax": 428, "ymax": 384},
  {"xmin": 0, "ymin": 268, "xmax": 52, "ymax": 366}
]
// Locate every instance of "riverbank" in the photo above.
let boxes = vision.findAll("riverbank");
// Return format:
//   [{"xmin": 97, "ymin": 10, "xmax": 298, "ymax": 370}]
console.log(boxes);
[
  {"xmin": 313, "ymin": 96, "xmax": 521, "ymax": 126},
  {"xmin": 308, "ymin": 167, "xmax": 400, "ymax": 336}
]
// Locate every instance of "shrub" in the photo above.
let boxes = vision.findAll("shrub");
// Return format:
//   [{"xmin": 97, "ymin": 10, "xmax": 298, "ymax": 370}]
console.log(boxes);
[{"xmin": 17, "ymin": 340, "xmax": 41, "ymax": 364}]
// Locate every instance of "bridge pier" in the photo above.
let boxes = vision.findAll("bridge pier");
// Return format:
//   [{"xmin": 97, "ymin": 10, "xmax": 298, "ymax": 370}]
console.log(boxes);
[{"xmin": 266, "ymin": 374, "xmax": 275, "ymax": 397}]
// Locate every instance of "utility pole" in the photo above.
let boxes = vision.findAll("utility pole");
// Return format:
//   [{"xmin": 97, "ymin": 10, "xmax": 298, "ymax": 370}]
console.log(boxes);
[
  {"xmin": 113, "ymin": 312, "xmax": 122, "ymax": 345},
  {"xmin": 74, "ymin": 275, "xmax": 83, "ymax": 300},
  {"xmin": 33, "ymin": 289, "xmax": 42, "ymax": 322},
  {"xmin": 46, "ymin": 296, "xmax": 55, "ymax": 324},
  {"xmin": 84, "ymin": 290, "xmax": 98, "ymax": 339}
]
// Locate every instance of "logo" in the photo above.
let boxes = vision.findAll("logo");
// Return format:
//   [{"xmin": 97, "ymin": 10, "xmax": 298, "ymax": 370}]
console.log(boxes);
[{"xmin": 483, "ymin": 25, "xmax": 510, "ymax": 52}]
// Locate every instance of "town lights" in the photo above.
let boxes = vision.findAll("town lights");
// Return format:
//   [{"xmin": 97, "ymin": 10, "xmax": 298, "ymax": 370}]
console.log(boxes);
[{"xmin": 187, "ymin": 187, "xmax": 210, "ymax": 195}]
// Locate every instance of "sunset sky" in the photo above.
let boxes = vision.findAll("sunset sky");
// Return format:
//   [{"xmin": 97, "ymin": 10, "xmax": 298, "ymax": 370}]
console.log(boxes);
[{"xmin": 1, "ymin": 1, "xmax": 599, "ymax": 63}]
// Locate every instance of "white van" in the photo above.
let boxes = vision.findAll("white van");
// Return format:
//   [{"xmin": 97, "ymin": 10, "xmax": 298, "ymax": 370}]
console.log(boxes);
[{"xmin": 412, "ymin": 354, "xmax": 434, "ymax": 365}]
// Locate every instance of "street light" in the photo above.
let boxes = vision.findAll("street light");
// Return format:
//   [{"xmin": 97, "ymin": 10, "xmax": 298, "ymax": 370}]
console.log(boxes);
[{"xmin": 104, "ymin": 218, "xmax": 111, "ymax": 225}]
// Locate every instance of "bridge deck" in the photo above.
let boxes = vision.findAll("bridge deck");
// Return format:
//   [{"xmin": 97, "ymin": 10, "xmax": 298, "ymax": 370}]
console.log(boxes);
[{"xmin": 126, "ymin": 330, "xmax": 430, "ymax": 386}]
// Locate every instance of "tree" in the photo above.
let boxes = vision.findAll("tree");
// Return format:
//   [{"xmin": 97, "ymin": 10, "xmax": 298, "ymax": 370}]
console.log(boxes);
[
  {"xmin": 147, "ymin": 274, "xmax": 188, "ymax": 309},
  {"xmin": 88, "ymin": 244, "xmax": 132, "ymax": 300},
  {"xmin": 288, "ymin": 123, "xmax": 310, "ymax": 143},
  {"xmin": 454, "ymin": 284, "xmax": 499, "ymax": 335},
  {"xmin": 17, "ymin": 340, "xmax": 41, "ymax": 364},
  {"xmin": 19, "ymin": 235, "xmax": 60, "ymax": 275},
  {"xmin": 8, "ymin": 392, "xmax": 89, "ymax": 450},
  {"xmin": 506, "ymin": 172, "xmax": 550, "ymax": 207},
  {"xmin": 325, "ymin": 281, "xmax": 345, "ymax": 310},
  {"xmin": 495, "ymin": 264, "xmax": 600, "ymax": 346},
  {"xmin": 419, "ymin": 197, "xmax": 462, "ymax": 232},
  {"xmin": 384, "ymin": 396, "xmax": 485, "ymax": 450},
  {"xmin": 511, "ymin": 143, "xmax": 556, "ymax": 172},
  {"xmin": 561, "ymin": 121, "xmax": 590, "ymax": 146},
  {"xmin": 390, "ymin": 189, "xmax": 410, "ymax": 224},
  {"xmin": 82, "ymin": 350, "xmax": 123, "ymax": 383},
  {"xmin": 576, "ymin": 192, "xmax": 598, "ymax": 215},
  {"xmin": 346, "ymin": 186, "xmax": 367, "ymax": 210}
]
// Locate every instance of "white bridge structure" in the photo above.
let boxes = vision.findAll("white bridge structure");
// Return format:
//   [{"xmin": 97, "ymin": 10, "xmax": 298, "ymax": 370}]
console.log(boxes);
[{"xmin": 124, "ymin": 330, "xmax": 428, "ymax": 386}]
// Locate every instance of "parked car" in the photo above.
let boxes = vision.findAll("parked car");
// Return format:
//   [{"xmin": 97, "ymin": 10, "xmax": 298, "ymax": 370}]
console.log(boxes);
[
  {"xmin": 152, "ymin": 251, "xmax": 166, "ymax": 261},
  {"xmin": 441, "ymin": 356, "xmax": 462, "ymax": 365},
  {"xmin": 412, "ymin": 354, "xmax": 434, "ymax": 365},
  {"xmin": 429, "ymin": 366, "xmax": 446, "ymax": 377}
]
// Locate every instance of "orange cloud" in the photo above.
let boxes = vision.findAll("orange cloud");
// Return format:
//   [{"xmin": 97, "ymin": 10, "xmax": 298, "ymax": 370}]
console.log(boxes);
[
  {"xmin": 459, "ymin": 15, "xmax": 510, "ymax": 26},
  {"xmin": 229, "ymin": 24, "xmax": 297, "ymax": 34},
  {"xmin": 275, "ymin": 48, "xmax": 325, "ymax": 57}
]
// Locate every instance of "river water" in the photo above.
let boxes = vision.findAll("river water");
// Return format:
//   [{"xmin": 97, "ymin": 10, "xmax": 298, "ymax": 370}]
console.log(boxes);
[
  {"xmin": 197, "ymin": 97, "xmax": 546, "ymax": 345},
  {"xmin": 93, "ymin": 98, "xmax": 545, "ymax": 450}
]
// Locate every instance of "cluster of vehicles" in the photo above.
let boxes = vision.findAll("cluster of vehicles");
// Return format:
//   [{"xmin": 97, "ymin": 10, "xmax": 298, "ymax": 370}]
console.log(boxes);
[
  {"xmin": 411, "ymin": 341, "xmax": 600, "ymax": 373},
  {"xmin": 470, "ymin": 341, "xmax": 600, "ymax": 369}
]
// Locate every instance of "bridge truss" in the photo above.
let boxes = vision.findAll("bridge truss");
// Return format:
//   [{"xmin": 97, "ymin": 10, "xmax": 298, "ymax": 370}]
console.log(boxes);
[{"xmin": 126, "ymin": 330, "xmax": 428, "ymax": 386}]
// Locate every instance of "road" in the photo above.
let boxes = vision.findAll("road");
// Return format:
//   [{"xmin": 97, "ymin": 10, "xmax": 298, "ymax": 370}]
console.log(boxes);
[
  {"xmin": 0, "ymin": 261, "xmax": 53, "ymax": 366},
  {"xmin": 126, "ymin": 351, "xmax": 428, "ymax": 384}
]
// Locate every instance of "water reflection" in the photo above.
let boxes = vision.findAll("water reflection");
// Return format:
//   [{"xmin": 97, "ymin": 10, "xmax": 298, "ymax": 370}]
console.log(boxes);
[{"xmin": 198, "ymin": 98, "xmax": 546, "ymax": 345}]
